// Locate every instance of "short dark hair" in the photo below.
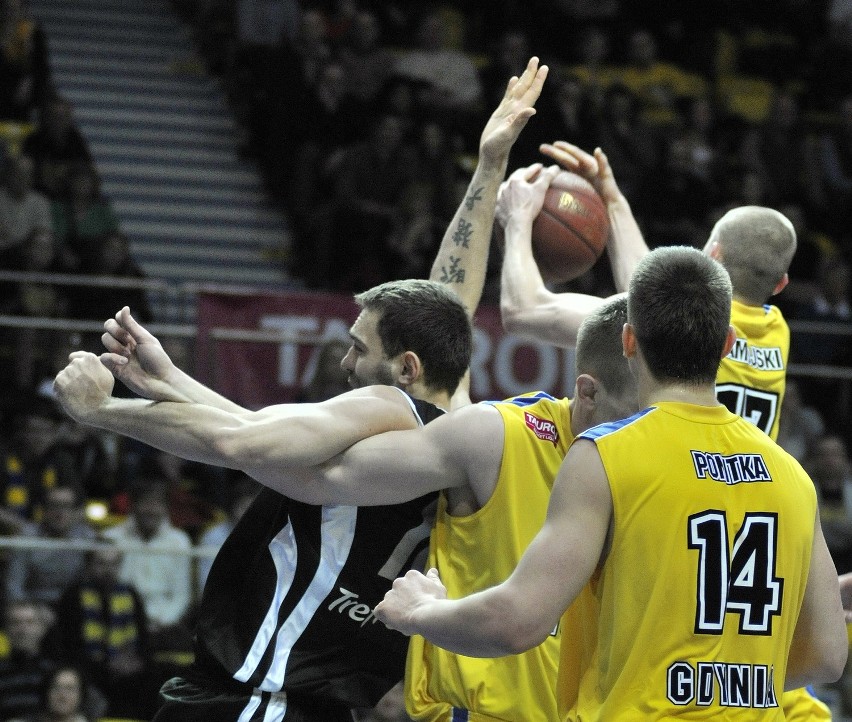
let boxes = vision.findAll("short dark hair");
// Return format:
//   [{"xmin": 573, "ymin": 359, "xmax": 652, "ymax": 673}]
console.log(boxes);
[
  {"xmin": 710, "ymin": 206, "xmax": 796, "ymax": 303},
  {"xmin": 354, "ymin": 279, "xmax": 472, "ymax": 396},
  {"xmin": 629, "ymin": 246, "xmax": 732, "ymax": 384},
  {"xmin": 576, "ymin": 296, "xmax": 632, "ymax": 399}
]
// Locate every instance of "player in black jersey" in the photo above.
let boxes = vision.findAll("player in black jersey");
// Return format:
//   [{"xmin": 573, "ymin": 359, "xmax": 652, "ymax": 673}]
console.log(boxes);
[{"xmin": 54, "ymin": 58, "xmax": 549, "ymax": 722}]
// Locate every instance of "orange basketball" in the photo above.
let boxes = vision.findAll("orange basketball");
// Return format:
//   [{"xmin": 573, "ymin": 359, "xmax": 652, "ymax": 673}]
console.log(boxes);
[{"xmin": 531, "ymin": 171, "xmax": 609, "ymax": 284}]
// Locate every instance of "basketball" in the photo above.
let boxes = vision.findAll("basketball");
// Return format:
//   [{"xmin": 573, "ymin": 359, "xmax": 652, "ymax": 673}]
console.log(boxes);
[{"xmin": 531, "ymin": 171, "xmax": 609, "ymax": 284}]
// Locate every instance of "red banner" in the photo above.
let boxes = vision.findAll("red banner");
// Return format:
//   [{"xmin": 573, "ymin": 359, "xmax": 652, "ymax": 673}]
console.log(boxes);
[{"xmin": 196, "ymin": 290, "xmax": 577, "ymax": 408}]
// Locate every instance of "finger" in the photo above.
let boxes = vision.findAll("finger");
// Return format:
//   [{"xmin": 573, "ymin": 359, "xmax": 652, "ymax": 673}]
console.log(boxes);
[
  {"xmin": 509, "ymin": 57, "xmax": 537, "ymax": 96},
  {"xmin": 426, "ymin": 567, "xmax": 441, "ymax": 579},
  {"xmin": 101, "ymin": 331, "xmax": 130, "ymax": 356},
  {"xmin": 594, "ymin": 147, "xmax": 613, "ymax": 179},
  {"xmin": 100, "ymin": 352, "xmax": 129, "ymax": 370},
  {"xmin": 536, "ymin": 164, "xmax": 562, "ymax": 187},
  {"xmin": 539, "ymin": 143, "xmax": 579, "ymax": 169},
  {"xmin": 69, "ymin": 350, "xmax": 96, "ymax": 362},
  {"xmin": 104, "ymin": 317, "xmax": 132, "ymax": 346},
  {"xmin": 119, "ymin": 306, "xmax": 155, "ymax": 343},
  {"xmin": 519, "ymin": 62, "xmax": 548, "ymax": 105},
  {"xmin": 520, "ymin": 162, "xmax": 544, "ymax": 181}
]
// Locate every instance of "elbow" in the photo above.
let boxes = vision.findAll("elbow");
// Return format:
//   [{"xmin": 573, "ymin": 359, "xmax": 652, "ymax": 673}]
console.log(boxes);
[
  {"xmin": 819, "ymin": 642, "xmax": 849, "ymax": 685},
  {"xmin": 486, "ymin": 593, "xmax": 553, "ymax": 656}
]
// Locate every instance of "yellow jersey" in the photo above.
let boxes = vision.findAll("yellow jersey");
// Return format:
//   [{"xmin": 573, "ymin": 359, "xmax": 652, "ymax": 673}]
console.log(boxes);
[
  {"xmin": 565, "ymin": 401, "xmax": 816, "ymax": 721},
  {"xmin": 716, "ymin": 301, "xmax": 826, "ymax": 719},
  {"xmin": 716, "ymin": 299, "xmax": 789, "ymax": 441},
  {"xmin": 406, "ymin": 392, "xmax": 572, "ymax": 722}
]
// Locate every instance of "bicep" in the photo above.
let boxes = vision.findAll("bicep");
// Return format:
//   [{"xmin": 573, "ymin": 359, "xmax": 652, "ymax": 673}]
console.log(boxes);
[{"xmin": 319, "ymin": 417, "xmax": 469, "ymax": 505}]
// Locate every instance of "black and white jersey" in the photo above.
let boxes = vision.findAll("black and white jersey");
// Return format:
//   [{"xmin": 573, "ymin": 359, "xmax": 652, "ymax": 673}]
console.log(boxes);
[{"xmin": 193, "ymin": 393, "xmax": 444, "ymax": 708}]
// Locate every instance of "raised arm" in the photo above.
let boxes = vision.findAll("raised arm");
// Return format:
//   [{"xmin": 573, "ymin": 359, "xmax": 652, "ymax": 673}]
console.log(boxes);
[
  {"xmin": 785, "ymin": 513, "xmax": 848, "ymax": 689},
  {"xmin": 429, "ymin": 57, "xmax": 547, "ymax": 408},
  {"xmin": 500, "ymin": 143, "xmax": 648, "ymax": 348},
  {"xmin": 374, "ymin": 438, "xmax": 611, "ymax": 656},
  {"xmin": 430, "ymin": 56, "xmax": 547, "ymax": 316},
  {"xmin": 100, "ymin": 306, "xmax": 246, "ymax": 412},
  {"xmin": 540, "ymin": 142, "xmax": 649, "ymax": 295}
]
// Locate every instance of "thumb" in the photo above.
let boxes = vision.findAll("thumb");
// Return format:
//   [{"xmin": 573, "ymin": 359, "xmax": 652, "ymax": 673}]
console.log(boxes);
[{"xmin": 426, "ymin": 568, "xmax": 441, "ymax": 580}]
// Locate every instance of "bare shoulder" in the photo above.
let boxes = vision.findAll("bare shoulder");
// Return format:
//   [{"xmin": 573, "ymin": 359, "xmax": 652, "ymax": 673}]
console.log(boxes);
[{"xmin": 324, "ymin": 385, "xmax": 423, "ymax": 432}]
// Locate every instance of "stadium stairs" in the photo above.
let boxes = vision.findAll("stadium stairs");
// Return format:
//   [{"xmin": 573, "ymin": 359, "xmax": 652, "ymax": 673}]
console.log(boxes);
[{"xmin": 28, "ymin": 0, "xmax": 295, "ymax": 322}]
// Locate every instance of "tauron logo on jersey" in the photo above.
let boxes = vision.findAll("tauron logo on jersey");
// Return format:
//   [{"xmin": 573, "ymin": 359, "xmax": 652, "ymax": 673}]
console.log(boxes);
[
  {"xmin": 726, "ymin": 338, "xmax": 784, "ymax": 371},
  {"xmin": 524, "ymin": 412, "xmax": 558, "ymax": 445},
  {"xmin": 691, "ymin": 451, "xmax": 772, "ymax": 485}
]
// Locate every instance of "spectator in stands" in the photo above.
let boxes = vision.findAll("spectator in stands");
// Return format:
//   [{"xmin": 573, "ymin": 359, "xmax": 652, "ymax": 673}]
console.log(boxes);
[
  {"xmin": 392, "ymin": 8, "xmax": 485, "ymax": 148},
  {"xmin": 0, "ymin": 599, "xmax": 55, "ymax": 721},
  {"xmin": 777, "ymin": 378, "xmax": 826, "ymax": 462},
  {"xmin": 0, "ymin": 0, "xmax": 51, "ymax": 123},
  {"xmin": 331, "ymin": 112, "xmax": 416, "ymax": 291},
  {"xmin": 283, "ymin": 59, "xmax": 366, "ymax": 279},
  {"xmin": 49, "ymin": 542, "xmax": 156, "ymax": 720},
  {"xmin": 101, "ymin": 477, "xmax": 193, "ymax": 640},
  {"xmin": 6, "ymin": 663, "xmax": 96, "ymax": 722},
  {"xmin": 195, "ymin": 473, "xmax": 258, "ymax": 593},
  {"xmin": 0, "ymin": 154, "xmax": 51, "ymax": 264},
  {"xmin": 791, "ymin": 253, "xmax": 852, "ymax": 429},
  {"xmin": 21, "ymin": 97, "xmax": 92, "ymax": 200},
  {"xmin": 739, "ymin": 88, "xmax": 814, "ymax": 207},
  {"xmin": 0, "ymin": 396, "xmax": 80, "ymax": 521},
  {"xmin": 50, "ymin": 162, "xmax": 119, "ymax": 270},
  {"xmin": 594, "ymin": 82, "xmax": 660, "ymax": 218},
  {"xmin": 6, "ymin": 483, "xmax": 95, "ymax": 610},
  {"xmin": 65, "ymin": 231, "xmax": 152, "ymax": 342},
  {"xmin": 616, "ymin": 27, "xmax": 707, "ymax": 133},
  {"xmin": 338, "ymin": 8, "xmax": 395, "ymax": 109},
  {"xmin": 806, "ymin": 433, "xmax": 852, "ymax": 574},
  {"xmin": 813, "ymin": 92, "xmax": 852, "ymax": 238},
  {"xmin": 0, "ymin": 227, "xmax": 71, "ymax": 392}
]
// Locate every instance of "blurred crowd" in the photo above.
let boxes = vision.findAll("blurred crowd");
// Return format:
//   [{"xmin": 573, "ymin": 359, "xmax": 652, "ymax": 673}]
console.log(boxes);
[{"xmin": 3, "ymin": 1, "xmax": 852, "ymax": 719}]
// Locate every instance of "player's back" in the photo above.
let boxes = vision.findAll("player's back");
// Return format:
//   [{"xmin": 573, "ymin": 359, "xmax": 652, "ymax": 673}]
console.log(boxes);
[
  {"xmin": 717, "ymin": 299, "xmax": 789, "ymax": 440},
  {"xmin": 573, "ymin": 401, "xmax": 816, "ymax": 720}
]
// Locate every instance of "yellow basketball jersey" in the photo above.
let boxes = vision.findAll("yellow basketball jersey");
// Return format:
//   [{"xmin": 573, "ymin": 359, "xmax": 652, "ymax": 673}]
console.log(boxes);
[
  {"xmin": 565, "ymin": 401, "xmax": 816, "ymax": 721},
  {"xmin": 405, "ymin": 392, "xmax": 572, "ymax": 722},
  {"xmin": 716, "ymin": 299, "xmax": 790, "ymax": 441}
]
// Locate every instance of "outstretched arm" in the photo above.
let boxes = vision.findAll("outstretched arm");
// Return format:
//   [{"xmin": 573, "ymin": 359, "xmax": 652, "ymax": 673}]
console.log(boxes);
[
  {"xmin": 55, "ymin": 351, "xmax": 420, "ymax": 490},
  {"xmin": 500, "ymin": 144, "xmax": 648, "ymax": 348},
  {"xmin": 374, "ymin": 439, "xmax": 611, "ymax": 656},
  {"xmin": 430, "ymin": 57, "xmax": 547, "ymax": 408},
  {"xmin": 431, "ymin": 56, "xmax": 548, "ymax": 315},
  {"xmin": 100, "ymin": 306, "xmax": 246, "ymax": 412},
  {"xmin": 54, "ymin": 352, "xmax": 502, "ymax": 506}
]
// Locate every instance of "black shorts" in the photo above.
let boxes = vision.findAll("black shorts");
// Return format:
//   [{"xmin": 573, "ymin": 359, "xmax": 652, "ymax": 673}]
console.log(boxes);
[{"xmin": 152, "ymin": 676, "xmax": 353, "ymax": 722}]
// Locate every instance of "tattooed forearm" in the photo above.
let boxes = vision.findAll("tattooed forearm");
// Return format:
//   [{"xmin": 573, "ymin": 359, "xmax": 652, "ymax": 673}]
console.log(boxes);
[
  {"xmin": 452, "ymin": 218, "xmax": 474, "ymax": 249},
  {"xmin": 464, "ymin": 186, "xmax": 484, "ymax": 210},
  {"xmin": 439, "ymin": 256, "xmax": 466, "ymax": 284}
]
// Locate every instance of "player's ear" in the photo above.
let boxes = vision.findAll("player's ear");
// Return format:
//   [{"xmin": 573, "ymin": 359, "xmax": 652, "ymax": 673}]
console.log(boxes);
[
  {"xmin": 574, "ymin": 374, "xmax": 598, "ymax": 406},
  {"xmin": 622, "ymin": 323, "xmax": 636, "ymax": 359},
  {"xmin": 721, "ymin": 325, "xmax": 736, "ymax": 359},
  {"xmin": 772, "ymin": 272, "xmax": 789, "ymax": 296},
  {"xmin": 398, "ymin": 351, "xmax": 422, "ymax": 386}
]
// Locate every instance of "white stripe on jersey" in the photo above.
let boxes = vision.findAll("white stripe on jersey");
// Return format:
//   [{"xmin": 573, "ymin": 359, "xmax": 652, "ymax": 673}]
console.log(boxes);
[
  {"xmin": 264, "ymin": 504, "xmax": 357, "ymax": 690},
  {"xmin": 234, "ymin": 522, "xmax": 299, "ymax": 684},
  {"xmin": 237, "ymin": 689, "xmax": 264, "ymax": 722}
]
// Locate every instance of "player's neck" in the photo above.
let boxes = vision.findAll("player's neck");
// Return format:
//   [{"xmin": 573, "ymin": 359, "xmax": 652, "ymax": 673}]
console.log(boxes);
[
  {"xmin": 406, "ymin": 381, "xmax": 452, "ymax": 412},
  {"xmin": 641, "ymin": 381, "xmax": 720, "ymax": 409}
]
